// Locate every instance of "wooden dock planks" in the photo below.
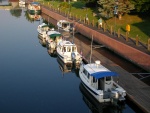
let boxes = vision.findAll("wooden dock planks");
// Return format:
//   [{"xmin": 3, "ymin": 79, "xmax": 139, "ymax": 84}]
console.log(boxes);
[{"xmin": 72, "ymin": 34, "xmax": 150, "ymax": 113}]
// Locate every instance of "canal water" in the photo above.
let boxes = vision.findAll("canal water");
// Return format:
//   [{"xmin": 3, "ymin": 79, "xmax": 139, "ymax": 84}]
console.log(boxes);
[{"xmin": 0, "ymin": 8, "xmax": 142, "ymax": 113}]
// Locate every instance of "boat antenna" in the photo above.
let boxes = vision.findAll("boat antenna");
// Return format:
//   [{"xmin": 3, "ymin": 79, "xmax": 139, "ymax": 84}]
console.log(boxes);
[
  {"xmin": 90, "ymin": 35, "xmax": 93, "ymax": 64},
  {"xmin": 48, "ymin": 17, "xmax": 49, "ymax": 25},
  {"xmin": 72, "ymin": 24, "xmax": 74, "ymax": 44}
]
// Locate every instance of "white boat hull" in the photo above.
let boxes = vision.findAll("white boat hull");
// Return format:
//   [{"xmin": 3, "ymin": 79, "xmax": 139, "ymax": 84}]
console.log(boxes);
[
  {"xmin": 79, "ymin": 61, "xmax": 126, "ymax": 105},
  {"xmin": 56, "ymin": 41, "xmax": 82, "ymax": 64}
]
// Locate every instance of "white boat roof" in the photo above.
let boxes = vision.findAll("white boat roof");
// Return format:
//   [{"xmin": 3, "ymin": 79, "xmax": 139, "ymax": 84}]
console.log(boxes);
[
  {"xmin": 47, "ymin": 30, "xmax": 61, "ymax": 35},
  {"xmin": 58, "ymin": 20, "xmax": 71, "ymax": 23},
  {"xmin": 59, "ymin": 41, "xmax": 76, "ymax": 46},
  {"xmin": 38, "ymin": 23, "xmax": 48, "ymax": 27},
  {"xmin": 84, "ymin": 63, "xmax": 118, "ymax": 79},
  {"xmin": 84, "ymin": 63, "xmax": 110, "ymax": 74}
]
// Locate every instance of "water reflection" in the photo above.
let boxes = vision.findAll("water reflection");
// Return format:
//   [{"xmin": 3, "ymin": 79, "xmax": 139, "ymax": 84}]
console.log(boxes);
[
  {"xmin": 79, "ymin": 83, "xmax": 125, "ymax": 113},
  {"xmin": 57, "ymin": 57, "xmax": 76, "ymax": 74},
  {"xmin": 10, "ymin": 8, "xmax": 22, "ymax": 17},
  {"xmin": 47, "ymin": 47, "xmax": 57, "ymax": 58},
  {"xmin": 38, "ymin": 35, "xmax": 46, "ymax": 47},
  {"xmin": 25, "ymin": 11, "xmax": 41, "ymax": 22}
]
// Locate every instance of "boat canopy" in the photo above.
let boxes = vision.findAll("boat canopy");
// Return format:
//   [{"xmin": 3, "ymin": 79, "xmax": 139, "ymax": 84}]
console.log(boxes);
[
  {"xmin": 41, "ymin": 24, "xmax": 48, "ymax": 28},
  {"xmin": 31, "ymin": 2, "xmax": 40, "ymax": 5},
  {"xmin": 49, "ymin": 34, "xmax": 61, "ymax": 39},
  {"xmin": 91, "ymin": 71, "xmax": 118, "ymax": 79}
]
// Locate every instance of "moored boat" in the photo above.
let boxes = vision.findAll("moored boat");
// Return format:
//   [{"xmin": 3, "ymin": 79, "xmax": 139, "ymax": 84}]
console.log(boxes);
[
  {"xmin": 19, "ymin": 0, "xmax": 25, "ymax": 5},
  {"xmin": 79, "ymin": 60, "xmax": 126, "ymax": 105},
  {"xmin": 79, "ymin": 83, "xmax": 125, "ymax": 113},
  {"xmin": 57, "ymin": 57, "xmax": 73, "ymax": 74},
  {"xmin": 57, "ymin": 20, "xmax": 73, "ymax": 32},
  {"xmin": 56, "ymin": 40, "xmax": 82, "ymax": 64},
  {"xmin": 28, "ymin": 2, "xmax": 41, "ymax": 14},
  {"xmin": 28, "ymin": 12, "xmax": 41, "ymax": 21},
  {"xmin": 37, "ymin": 23, "xmax": 49, "ymax": 38},
  {"xmin": 45, "ymin": 30, "xmax": 62, "ymax": 49}
]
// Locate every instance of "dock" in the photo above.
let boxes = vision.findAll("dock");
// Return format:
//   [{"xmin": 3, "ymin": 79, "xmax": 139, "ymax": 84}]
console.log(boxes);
[
  {"xmin": 40, "ymin": 5, "xmax": 150, "ymax": 113},
  {"xmin": 72, "ymin": 34, "xmax": 150, "ymax": 113}
]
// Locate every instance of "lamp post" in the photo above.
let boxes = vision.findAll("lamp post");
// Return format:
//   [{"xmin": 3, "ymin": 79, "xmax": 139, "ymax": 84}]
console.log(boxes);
[
  {"xmin": 69, "ymin": 0, "xmax": 71, "ymax": 12},
  {"xmin": 114, "ymin": 0, "xmax": 118, "ymax": 36},
  {"xmin": 68, "ymin": 0, "xmax": 71, "ymax": 19}
]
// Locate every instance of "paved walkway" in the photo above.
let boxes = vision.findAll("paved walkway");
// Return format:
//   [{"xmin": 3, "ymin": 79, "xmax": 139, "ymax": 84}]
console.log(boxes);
[{"xmin": 82, "ymin": 22, "xmax": 150, "ymax": 55}]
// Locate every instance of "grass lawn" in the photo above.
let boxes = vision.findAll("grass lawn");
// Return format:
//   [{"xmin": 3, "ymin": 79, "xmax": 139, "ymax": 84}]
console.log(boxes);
[{"xmin": 40, "ymin": 1, "xmax": 150, "ymax": 44}]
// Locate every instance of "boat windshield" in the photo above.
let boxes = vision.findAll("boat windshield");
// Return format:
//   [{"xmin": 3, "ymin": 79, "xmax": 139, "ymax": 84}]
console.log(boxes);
[
  {"xmin": 63, "ymin": 47, "xmax": 66, "ymax": 52},
  {"xmin": 62, "ymin": 46, "xmax": 77, "ymax": 52},
  {"xmin": 67, "ymin": 46, "xmax": 71, "ymax": 52},
  {"xmin": 72, "ymin": 46, "xmax": 77, "ymax": 52}
]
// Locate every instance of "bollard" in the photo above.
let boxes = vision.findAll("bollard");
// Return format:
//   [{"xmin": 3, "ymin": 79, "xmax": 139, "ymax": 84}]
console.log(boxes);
[
  {"xmin": 92, "ymin": 20, "xmax": 94, "ymax": 27},
  {"xmin": 64, "ymin": 10, "xmax": 66, "ymax": 15},
  {"xmin": 70, "ymin": 13, "xmax": 71, "ymax": 18},
  {"xmin": 72, "ymin": 14, "xmax": 74, "ymax": 20},
  {"xmin": 148, "ymin": 39, "xmax": 150, "ymax": 51},
  {"xmin": 136, "ymin": 35, "xmax": 139, "ymax": 46},
  {"xmin": 84, "ymin": 17, "xmax": 85, "ymax": 23},
  {"xmin": 126, "ymin": 32, "xmax": 128, "ymax": 41},
  {"xmin": 103, "ymin": 23, "xmax": 106, "ymax": 32},
  {"xmin": 80, "ymin": 16, "xmax": 81, "ymax": 22},
  {"xmin": 76, "ymin": 14, "xmax": 77, "ymax": 20},
  {"xmin": 87, "ymin": 20, "xmax": 89, "ymax": 25},
  {"xmin": 110, "ymin": 26, "xmax": 113, "ymax": 35},
  {"xmin": 98, "ymin": 24, "xmax": 100, "ymax": 29},
  {"xmin": 118, "ymin": 28, "xmax": 120, "ymax": 38}
]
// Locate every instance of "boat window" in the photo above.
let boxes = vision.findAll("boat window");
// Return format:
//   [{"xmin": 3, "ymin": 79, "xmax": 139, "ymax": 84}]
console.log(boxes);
[
  {"xmin": 87, "ymin": 73, "xmax": 90, "ymax": 79},
  {"xmin": 63, "ymin": 23, "xmax": 67, "ymax": 28},
  {"xmin": 106, "ymin": 76, "xmax": 111, "ymax": 81},
  {"xmin": 83, "ymin": 69, "xmax": 87, "ymax": 76},
  {"xmin": 72, "ymin": 46, "xmax": 76, "ymax": 52},
  {"xmin": 93, "ymin": 77, "xmax": 97, "ymax": 83},
  {"xmin": 67, "ymin": 47, "xmax": 71, "ymax": 52},
  {"xmin": 63, "ymin": 47, "xmax": 66, "ymax": 52}
]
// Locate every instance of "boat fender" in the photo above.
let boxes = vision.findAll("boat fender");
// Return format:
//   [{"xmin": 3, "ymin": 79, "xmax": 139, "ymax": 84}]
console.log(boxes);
[{"xmin": 71, "ymin": 52, "xmax": 76, "ymax": 61}]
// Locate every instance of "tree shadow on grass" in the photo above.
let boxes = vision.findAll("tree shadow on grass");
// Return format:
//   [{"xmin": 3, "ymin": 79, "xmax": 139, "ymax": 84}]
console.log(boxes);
[
  {"xmin": 132, "ymin": 20, "xmax": 150, "ymax": 40},
  {"xmin": 120, "ymin": 27, "xmax": 126, "ymax": 32},
  {"xmin": 71, "ymin": 2, "xmax": 85, "ymax": 9},
  {"xmin": 128, "ymin": 12, "xmax": 150, "ymax": 40}
]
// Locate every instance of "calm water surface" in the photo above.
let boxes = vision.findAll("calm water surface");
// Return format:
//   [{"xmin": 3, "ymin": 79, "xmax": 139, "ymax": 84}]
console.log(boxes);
[{"xmin": 0, "ymin": 9, "xmax": 138, "ymax": 113}]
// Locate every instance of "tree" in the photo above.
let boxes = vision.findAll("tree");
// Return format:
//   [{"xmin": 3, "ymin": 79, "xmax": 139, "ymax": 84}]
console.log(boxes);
[
  {"xmin": 97, "ymin": 0, "xmax": 114, "ymax": 18},
  {"xmin": 131, "ymin": 0, "xmax": 150, "ymax": 13},
  {"xmin": 97, "ymin": 0, "xmax": 135, "ymax": 19}
]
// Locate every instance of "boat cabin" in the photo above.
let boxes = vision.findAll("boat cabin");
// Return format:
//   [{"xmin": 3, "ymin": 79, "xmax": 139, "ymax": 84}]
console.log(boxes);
[
  {"xmin": 38, "ymin": 23, "xmax": 49, "ymax": 32},
  {"xmin": 58, "ymin": 41, "xmax": 77, "ymax": 53},
  {"xmin": 82, "ymin": 61, "xmax": 118, "ymax": 92},
  {"xmin": 57, "ymin": 20, "xmax": 73, "ymax": 31},
  {"xmin": 47, "ymin": 31, "xmax": 62, "ymax": 41}
]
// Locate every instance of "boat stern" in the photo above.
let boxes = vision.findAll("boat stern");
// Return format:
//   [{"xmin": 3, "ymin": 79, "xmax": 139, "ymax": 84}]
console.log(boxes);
[{"xmin": 110, "ymin": 88, "xmax": 126, "ymax": 105}]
